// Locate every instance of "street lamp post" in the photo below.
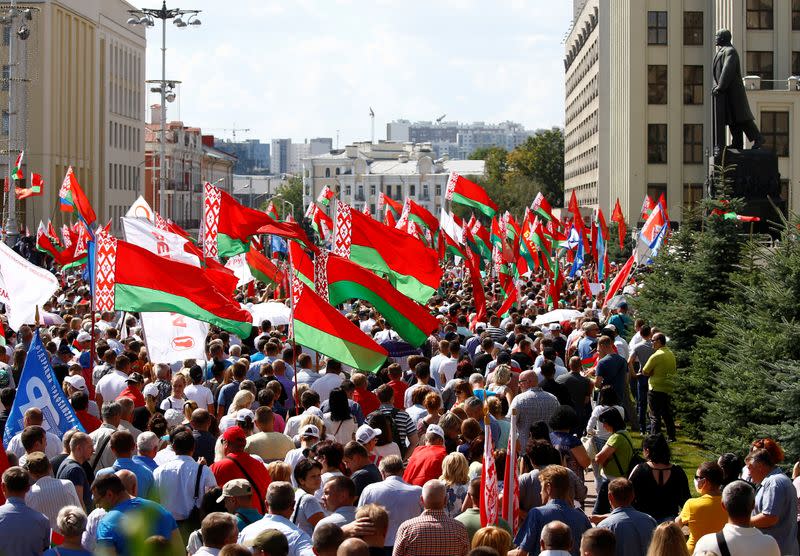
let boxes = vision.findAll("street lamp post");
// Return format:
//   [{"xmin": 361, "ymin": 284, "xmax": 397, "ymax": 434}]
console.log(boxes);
[{"xmin": 128, "ymin": 1, "xmax": 200, "ymax": 217}]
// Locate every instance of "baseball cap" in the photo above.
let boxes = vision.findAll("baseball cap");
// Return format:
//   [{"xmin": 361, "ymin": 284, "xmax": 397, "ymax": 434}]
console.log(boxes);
[
  {"xmin": 222, "ymin": 426, "xmax": 247, "ymax": 444},
  {"xmin": 125, "ymin": 372, "xmax": 144, "ymax": 384},
  {"xmin": 64, "ymin": 374, "xmax": 87, "ymax": 392},
  {"xmin": 521, "ymin": 318, "xmax": 533, "ymax": 327},
  {"xmin": 305, "ymin": 407, "xmax": 323, "ymax": 418},
  {"xmin": 142, "ymin": 383, "xmax": 159, "ymax": 398},
  {"xmin": 355, "ymin": 424, "xmax": 381, "ymax": 444},
  {"xmin": 163, "ymin": 409, "xmax": 183, "ymax": 428},
  {"xmin": 299, "ymin": 424, "xmax": 320, "ymax": 438},
  {"xmin": 76, "ymin": 331, "xmax": 91, "ymax": 343},
  {"xmin": 549, "ymin": 323, "xmax": 561, "ymax": 331},
  {"xmin": 247, "ymin": 528, "xmax": 289, "ymax": 553},
  {"xmin": 426, "ymin": 424, "xmax": 445, "ymax": 439},
  {"xmin": 236, "ymin": 408, "xmax": 255, "ymax": 423},
  {"xmin": 216, "ymin": 478, "xmax": 253, "ymax": 503}
]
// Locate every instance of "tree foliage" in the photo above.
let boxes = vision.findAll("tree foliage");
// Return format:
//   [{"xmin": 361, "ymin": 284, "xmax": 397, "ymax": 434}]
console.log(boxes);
[
  {"xmin": 466, "ymin": 128, "xmax": 564, "ymax": 219},
  {"xmin": 266, "ymin": 176, "xmax": 304, "ymax": 222}
]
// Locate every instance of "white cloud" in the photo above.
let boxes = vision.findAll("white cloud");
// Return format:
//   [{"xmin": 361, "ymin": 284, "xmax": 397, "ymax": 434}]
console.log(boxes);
[{"xmin": 137, "ymin": 0, "xmax": 571, "ymax": 145}]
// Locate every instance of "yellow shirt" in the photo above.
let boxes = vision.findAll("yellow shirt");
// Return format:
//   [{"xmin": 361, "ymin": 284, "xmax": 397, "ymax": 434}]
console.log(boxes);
[{"xmin": 679, "ymin": 494, "xmax": 728, "ymax": 551}]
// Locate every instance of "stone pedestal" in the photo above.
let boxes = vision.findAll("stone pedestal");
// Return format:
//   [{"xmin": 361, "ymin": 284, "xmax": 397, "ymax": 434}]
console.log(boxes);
[{"xmin": 709, "ymin": 148, "xmax": 785, "ymax": 233}]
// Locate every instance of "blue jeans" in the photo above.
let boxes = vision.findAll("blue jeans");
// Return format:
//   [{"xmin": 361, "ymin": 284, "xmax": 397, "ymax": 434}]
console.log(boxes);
[{"xmin": 634, "ymin": 375, "xmax": 649, "ymax": 433}]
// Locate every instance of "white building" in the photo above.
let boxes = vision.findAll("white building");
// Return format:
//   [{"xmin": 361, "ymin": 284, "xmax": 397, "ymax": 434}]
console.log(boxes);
[
  {"xmin": 565, "ymin": 0, "xmax": 800, "ymax": 224},
  {"xmin": 270, "ymin": 137, "xmax": 332, "ymax": 175},
  {"xmin": 301, "ymin": 141, "xmax": 485, "ymax": 217}
]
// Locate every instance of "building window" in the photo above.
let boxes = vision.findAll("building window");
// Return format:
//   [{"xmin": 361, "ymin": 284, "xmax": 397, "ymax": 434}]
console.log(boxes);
[
  {"xmin": 793, "ymin": 51, "xmax": 800, "ymax": 76},
  {"xmin": 395, "ymin": 186, "xmax": 402, "ymax": 200},
  {"xmin": 325, "ymin": 168, "xmax": 330, "ymax": 178},
  {"xmin": 386, "ymin": 184, "xmax": 392, "ymax": 197},
  {"xmin": 423, "ymin": 184, "xmax": 429, "ymax": 199},
  {"xmin": 648, "ymin": 65, "xmax": 668, "ymax": 104},
  {"xmin": 648, "ymin": 124, "xmax": 668, "ymax": 164},
  {"xmin": 0, "ymin": 65, "xmax": 7, "ymax": 92},
  {"xmin": 683, "ymin": 183, "xmax": 703, "ymax": 209},
  {"xmin": 335, "ymin": 167, "xmax": 340, "ymax": 175},
  {"xmin": 683, "ymin": 66, "xmax": 703, "ymax": 104},
  {"xmin": 345, "ymin": 185, "xmax": 351, "ymax": 196},
  {"xmin": 647, "ymin": 184, "xmax": 667, "ymax": 205},
  {"xmin": 746, "ymin": 0, "xmax": 773, "ymax": 29},
  {"xmin": 2, "ymin": 27, "xmax": 8, "ymax": 46},
  {"xmin": 761, "ymin": 111, "xmax": 789, "ymax": 156},
  {"xmin": 410, "ymin": 184, "xmax": 416, "ymax": 196},
  {"xmin": 435, "ymin": 184, "xmax": 441, "ymax": 196},
  {"xmin": 648, "ymin": 11, "xmax": 668, "ymax": 45},
  {"xmin": 684, "ymin": 124, "xmax": 704, "ymax": 164},
  {"xmin": 794, "ymin": 0, "xmax": 800, "ymax": 30},
  {"xmin": 684, "ymin": 11, "xmax": 703, "ymax": 45},
  {"xmin": 369, "ymin": 184, "xmax": 376, "ymax": 195},
  {"xmin": 780, "ymin": 179, "xmax": 789, "ymax": 201},
  {"xmin": 746, "ymin": 51, "xmax": 774, "ymax": 89}
]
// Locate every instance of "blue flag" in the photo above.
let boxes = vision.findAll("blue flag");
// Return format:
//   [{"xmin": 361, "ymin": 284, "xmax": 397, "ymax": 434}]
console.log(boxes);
[
  {"xmin": 3, "ymin": 331, "xmax": 84, "ymax": 446},
  {"xmin": 270, "ymin": 235, "xmax": 288, "ymax": 254}
]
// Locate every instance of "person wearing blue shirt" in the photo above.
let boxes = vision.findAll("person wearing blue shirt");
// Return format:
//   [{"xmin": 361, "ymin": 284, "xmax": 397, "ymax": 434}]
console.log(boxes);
[
  {"xmin": 514, "ymin": 465, "xmax": 590, "ymax": 556},
  {"xmin": 593, "ymin": 336, "xmax": 628, "ymax": 404},
  {"xmin": 93, "ymin": 473, "xmax": 181, "ymax": 556},
  {"xmin": 748, "ymin": 447, "xmax": 800, "ymax": 556},
  {"xmin": 132, "ymin": 431, "xmax": 159, "ymax": 472},
  {"xmin": 95, "ymin": 430, "xmax": 155, "ymax": 500},
  {"xmin": 596, "ymin": 478, "xmax": 656, "ymax": 556},
  {"xmin": 607, "ymin": 302, "xmax": 633, "ymax": 341},
  {"xmin": 577, "ymin": 322, "xmax": 599, "ymax": 361},
  {"xmin": 216, "ymin": 363, "xmax": 246, "ymax": 418},
  {"xmin": 0, "ymin": 466, "xmax": 50, "ymax": 556}
]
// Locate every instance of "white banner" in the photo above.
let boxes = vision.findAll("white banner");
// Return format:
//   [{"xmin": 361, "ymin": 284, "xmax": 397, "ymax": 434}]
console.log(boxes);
[
  {"xmin": 141, "ymin": 312, "xmax": 208, "ymax": 364},
  {"xmin": 121, "ymin": 217, "xmax": 201, "ymax": 267},
  {"xmin": 224, "ymin": 253, "xmax": 254, "ymax": 288},
  {"xmin": 440, "ymin": 208, "xmax": 463, "ymax": 243},
  {"xmin": 0, "ymin": 241, "xmax": 59, "ymax": 331},
  {"xmin": 125, "ymin": 195, "xmax": 155, "ymax": 221}
]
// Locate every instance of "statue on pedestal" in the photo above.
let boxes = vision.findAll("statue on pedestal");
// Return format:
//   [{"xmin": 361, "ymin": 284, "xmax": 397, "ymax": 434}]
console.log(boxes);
[{"xmin": 712, "ymin": 29, "xmax": 764, "ymax": 155}]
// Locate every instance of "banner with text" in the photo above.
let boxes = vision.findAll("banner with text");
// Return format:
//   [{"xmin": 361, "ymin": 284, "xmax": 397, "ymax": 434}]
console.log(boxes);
[{"xmin": 141, "ymin": 312, "xmax": 209, "ymax": 364}]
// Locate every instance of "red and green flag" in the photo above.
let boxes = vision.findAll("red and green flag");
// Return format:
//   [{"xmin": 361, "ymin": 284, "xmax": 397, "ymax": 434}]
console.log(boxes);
[
  {"xmin": 265, "ymin": 201, "xmax": 279, "ymax": 220},
  {"xmin": 314, "ymin": 251, "xmax": 438, "ymax": 347},
  {"xmin": 332, "ymin": 201, "xmax": 442, "ymax": 304},
  {"xmin": 246, "ymin": 247, "xmax": 284, "ymax": 286},
  {"xmin": 445, "ymin": 172, "xmax": 498, "ymax": 218},
  {"xmin": 288, "ymin": 241, "xmax": 315, "ymax": 289},
  {"xmin": 94, "ymin": 233, "xmax": 253, "ymax": 337},
  {"xmin": 603, "ymin": 254, "xmax": 636, "ymax": 308},
  {"xmin": 317, "ymin": 185, "xmax": 335, "ymax": 206},
  {"xmin": 290, "ymin": 272, "xmax": 387, "ymax": 372},
  {"xmin": 203, "ymin": 182, "xmax": 315, "ymax": 259},
  {"xmin": 11, "ymin": 151, "xmax": 23, "ymax": 180},
  {"xmin": 380, "ymin": 193, "xmax": 403, "ymax": 220},
  {"xmin": 467, "ymin": 218, "xmax": 493, "ymax": 262},
  {"xmin": 532, "ymin": 192, "xmax": 558, "ymax": 225},
  {"xmin": 306, "ymin": 202, "xmax": 333, "ymax": 242},
  {"xmin": 398, "ymin": 198, "xmax": 439, "ymax": 234},
  {"xmin": 710, "ymin": 208, "xmax": 760, "ymax": 222},
  {"xmin": 641, "ymin": 195, "xmax": 656, "ymax": 221},
  {"xmin": 16, "ymin": 172, "xmax": 43, "ymax": 200},
  {"xmin": 58, "ymin": 166, "xmax": 97, "ymax": 226}
]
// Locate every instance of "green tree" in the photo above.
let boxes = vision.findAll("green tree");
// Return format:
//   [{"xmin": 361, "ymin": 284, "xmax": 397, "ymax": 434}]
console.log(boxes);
[
  {"xmin": 507, "ymin": 127, "xmax": 565, "ymax": 207},
  {"xmin": 265, "ymin": 175, "xmax": 304, "ymax": 222},
  {"xmin": 469, "ymin": 146, "xmax": 508, "ymax": 186}
]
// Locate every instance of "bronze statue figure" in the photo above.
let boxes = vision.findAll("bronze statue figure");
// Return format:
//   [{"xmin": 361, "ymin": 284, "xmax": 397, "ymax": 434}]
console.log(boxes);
[{"xmin": 712, "ymin": 29, "xmax": 764, "ymax": 155}]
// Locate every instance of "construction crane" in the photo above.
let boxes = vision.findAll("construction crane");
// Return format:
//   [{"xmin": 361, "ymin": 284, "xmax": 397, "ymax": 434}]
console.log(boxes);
[{"xmin": 207, "ymin": 126, "xmax": 251, "ymax": 142}]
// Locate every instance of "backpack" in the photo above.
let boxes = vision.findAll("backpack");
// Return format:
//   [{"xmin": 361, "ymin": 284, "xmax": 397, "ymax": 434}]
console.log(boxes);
[{"xmin": 612, "ymin": 431, "xmax": 645, "ymax": 476}]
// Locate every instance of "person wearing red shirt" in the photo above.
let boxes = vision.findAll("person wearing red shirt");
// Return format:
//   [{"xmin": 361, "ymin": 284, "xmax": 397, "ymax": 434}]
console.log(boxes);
[
  {"xmin": 70, "ymin": 390, "xmax": 102, "ymax": 433},
  {"xmin": 116, "ymin": 373, "xmax": 146, "ymax": 408},
  {"xmin": 210, "ymin": 426, "xmax": 271, "ymax": 514},
  {"xmin": 386, "ymin": 364, "xmax": 408, "ymax": 410},
  {"xmin": 403, "ymin": 425, "xmax": 448, "ymax": 487},
  {"xmin": 352, "ymin": 373, "xmax": 380, "ymax": 416}
]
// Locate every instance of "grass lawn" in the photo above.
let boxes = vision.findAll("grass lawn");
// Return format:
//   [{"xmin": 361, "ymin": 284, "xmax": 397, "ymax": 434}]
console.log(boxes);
[{"xmin": 628, "ymin": 430, "xmax": 714, "ymax": 497}]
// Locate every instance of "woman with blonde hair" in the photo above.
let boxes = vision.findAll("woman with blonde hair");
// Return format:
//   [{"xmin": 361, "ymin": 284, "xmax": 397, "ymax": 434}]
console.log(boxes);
[
  {"xmin": 487, "ymin": 364, "xmax": 514, "ymax": 406},
  {"xmin": 182, "ymin": 399, "xmax": 198, "ymax": 423},
  {"xmin": 472, "ymin": 525, "xmax": 512, "ymax": 556},
  {"xmin": 645, "ymin": 522, "xmax": 690, "ymax": 556},
  {"xmin": 218, "ymin": 390, "xmax": 255, "ymax": 433},
  {"xmin": 440, "ymin": 451, "xmax": 470, "ymax": 517},
  {"xmin": 159, "ymin": 373, "xmax": 188, "ymax": 411}
]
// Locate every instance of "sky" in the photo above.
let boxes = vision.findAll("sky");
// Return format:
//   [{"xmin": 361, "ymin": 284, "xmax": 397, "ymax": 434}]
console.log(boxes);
[{"xmin": 136, "ymin": 0, "xmax": 573, "ymax": 146}]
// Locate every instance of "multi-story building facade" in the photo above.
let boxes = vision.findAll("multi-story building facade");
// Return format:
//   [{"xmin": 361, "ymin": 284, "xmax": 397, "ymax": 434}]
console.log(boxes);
[
  {"xmin": 144, "ymin": 105, "xmax": 235, "ymax": 233},
  {"xmin": 270, "ymin": 137, "xmax": 332, "ymax": 175},
  {"xmin": 387, "ymin": 119, "xmax": 534, "ymax": 159},
  {"xmin": 214, "ymin": 138, "xmax": 270, "ymax": 175},
  {"xmin": 0, "ymin": 0, "xmax": 146, "ymax": 234},
  {"xmin": 301, "ymin": 141, "xmax": 485, "ymax": 217},
  {"xmin": 566, "ymin": 0, "xmax": 800, "ymax": 224}
]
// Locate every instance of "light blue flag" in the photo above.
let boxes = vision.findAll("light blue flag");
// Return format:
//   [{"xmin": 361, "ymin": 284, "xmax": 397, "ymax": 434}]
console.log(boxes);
[{"xmin": 3, "ymin": 330, "xmax": 84, "ymax": 446}]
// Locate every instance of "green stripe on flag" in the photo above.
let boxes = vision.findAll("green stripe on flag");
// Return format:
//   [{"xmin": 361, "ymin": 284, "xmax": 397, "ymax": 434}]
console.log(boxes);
[
  {"xmin": 115, "ymin": 284, "xmax": 252, "ymax": 337},
  {"xmin": 218, "ymin": 233, "xmax": 250, "ymax": 258},
  {"xmin": 293, "ymin": 319, "xmax": 386, "ymax": 372},
  {"xmin": 328, "ymin": 280, "xmax": 430, "ymax": 347},
  {"xmin": 451, "ymin": 192, "xmax": 496, "ymax": 218},
  {"xmin": 349, "ymin": 244, "xmax": 436, "ymax": 304}
]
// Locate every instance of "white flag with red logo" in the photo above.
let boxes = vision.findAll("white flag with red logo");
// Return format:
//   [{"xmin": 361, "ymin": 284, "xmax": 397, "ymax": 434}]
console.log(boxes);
[
  {"xmin": 480, "ymin": 415, "xmax": 499, "ymax": 527},
  {"xmin": 502, "ymin": 410, "xmax": 520, "ymax": 535},
  {"xmin": 140, "ymin": 312, "xmax": 208, "ymax": 364}
]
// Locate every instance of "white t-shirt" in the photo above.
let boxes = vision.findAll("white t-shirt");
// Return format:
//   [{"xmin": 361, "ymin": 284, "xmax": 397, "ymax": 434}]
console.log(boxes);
[
  {"xmin": 311, "ymin": 373, "xmax": 343, "ymax": 403},
  {"xmin": 160, "ymin": 396, "xmax": 186, "ymax": 411},
  {"xmin": 185, "ymin": 384, "xmax": 214, "ymax": 408},
  {"xmin": 95, "ymin": 370, "xmax": 128, "ymax": 402},
  {"xmin": 693, "ymin": 523, "xmax": 780, "ymax": 556},
  {"xmin": 323, "ymin": 413, "xmax": 358, "ymax": 444}
]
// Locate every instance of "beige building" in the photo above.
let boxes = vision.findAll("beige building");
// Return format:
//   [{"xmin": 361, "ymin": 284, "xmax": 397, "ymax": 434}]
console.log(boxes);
[
  {"xmin": 301, "ymin": 141, "xmax": 484, "ymax": 217},
  {"xmin": 565, "ymin": 0, "xmax": 800, "ymax": 224},
  {"xmin": 0, "ymin": 0, "xmax": 145, "ymax": 234}
]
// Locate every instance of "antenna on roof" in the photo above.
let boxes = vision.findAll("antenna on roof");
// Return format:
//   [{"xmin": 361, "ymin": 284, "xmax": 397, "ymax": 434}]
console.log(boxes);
[
  {"xmin": 436, "ymin": 114, "xmax": 446, "ymax": 123},
  {"xmin": 369, "ymin": 107, "xmax": 375, "ymax": 144}
]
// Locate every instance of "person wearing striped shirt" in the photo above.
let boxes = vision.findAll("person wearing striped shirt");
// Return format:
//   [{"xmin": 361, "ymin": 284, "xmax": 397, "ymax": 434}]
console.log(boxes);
[{"xmin": 24, "ymin": 451, "xmax": 82, "ymax": 531}]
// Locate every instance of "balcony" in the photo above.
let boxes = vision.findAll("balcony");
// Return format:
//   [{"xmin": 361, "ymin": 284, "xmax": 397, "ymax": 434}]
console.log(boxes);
[{"xmin": 744, "ymin": 76, "xmax": 800, "ymax": 91}]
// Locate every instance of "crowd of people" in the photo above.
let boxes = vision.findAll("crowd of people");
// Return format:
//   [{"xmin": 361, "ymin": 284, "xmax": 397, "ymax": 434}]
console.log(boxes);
[{"xmin": 0, "ymin": 266, "xmax": 797, "ymax": 556}]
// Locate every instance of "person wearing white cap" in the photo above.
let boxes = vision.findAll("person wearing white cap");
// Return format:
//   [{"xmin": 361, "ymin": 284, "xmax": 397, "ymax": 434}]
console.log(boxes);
[
  {"xmin": 64, "ymin": 374, "xmax": 99, "ymax": 418},
  {"xmin": 95, "ymin": 354, "xmax": 132, "ymax": 409},
  {"xmin": 284, "ymin": 424, "xmax": 321, "ymax": 481},
  {"xmin": 402, "ymin": 424, "xmax": 447, "ymax": 487}
]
